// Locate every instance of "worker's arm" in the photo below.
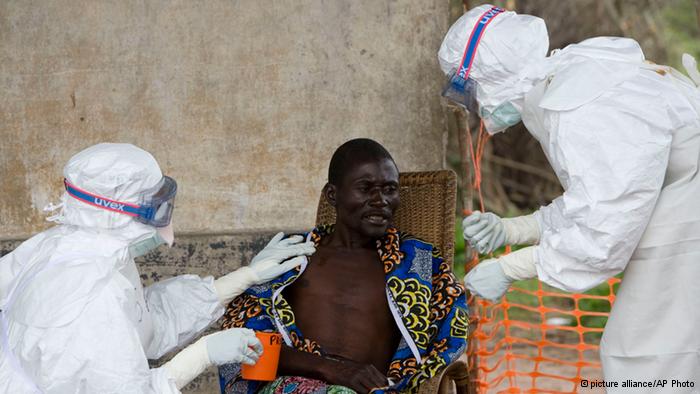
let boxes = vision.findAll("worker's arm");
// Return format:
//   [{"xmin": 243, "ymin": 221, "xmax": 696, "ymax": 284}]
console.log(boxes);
[
  {"xmin": 144, "ymin": 233, "xmax": 314, "ymax": 359},
  {"xmin": 533, "ymin": 94, "xmax": 673, "ymax": 293},
  {"xmin": 144, "ymin": 274, "xmax": 225, "ymax": 359},
  {"xmin": 467, "ymin": 90, "xmax": 675, "ymax": 298}
]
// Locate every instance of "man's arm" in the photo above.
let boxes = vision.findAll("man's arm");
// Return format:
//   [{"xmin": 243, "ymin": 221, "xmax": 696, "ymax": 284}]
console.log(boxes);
[
  {"xmin": 279, "ymin": 347, "xmax": 389, "ymax": 394},
  {"xmin": 277, "ymin": 345, "xmax": 333, "ymax": 380},
  {"xmin": 218, "ymin": 292, "xmax": 387, "ymax": 393}
]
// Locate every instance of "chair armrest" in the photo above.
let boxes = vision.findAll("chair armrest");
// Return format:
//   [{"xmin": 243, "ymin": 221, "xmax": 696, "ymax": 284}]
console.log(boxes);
[{"xmin": 417, "ymin": 355, "xmax": 469, "ymax": 394}]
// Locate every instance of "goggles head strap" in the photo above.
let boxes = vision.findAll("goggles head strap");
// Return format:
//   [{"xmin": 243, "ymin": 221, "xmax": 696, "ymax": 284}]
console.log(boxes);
[
  {"xmin": 64, "ymin": 179, "xmax": 147, "ymax": 218},
  {"xmin": 454, "ymin": 6, "xmax": 505, "ymax": 86}
]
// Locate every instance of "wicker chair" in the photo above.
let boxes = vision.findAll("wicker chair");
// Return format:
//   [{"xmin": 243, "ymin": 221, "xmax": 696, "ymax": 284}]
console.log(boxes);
[{"xmin": 315, "ymin": 170, "xmax": 469, "ymax": 394}]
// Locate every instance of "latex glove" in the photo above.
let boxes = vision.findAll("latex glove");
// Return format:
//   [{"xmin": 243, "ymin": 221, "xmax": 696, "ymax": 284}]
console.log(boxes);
[
  {"xmin": 214, "ymin": 232, "xmax": 315, "ymax": 305},
  {"xmin": 464, "ymin": 258, "xmax": 512, "ymax": 302},
  {"xmin": 462, "ymin": 211, "xmax": 541, "ymax": 254},
  {"xmin": 163, "ymin": 328, "xmax": 262, "ymax": 389},
  {"xmin": 465, "ymin": 247, "xmax": 537, "ymax": 302},
  {"xmin": 463, "ymin": 211, "xmax": 506, "ymax": 254},
  {"xmin": 249, "ymin": 232, "xmax": 315, "ymax": 283},
  {"xmin": 205, "ymin": 328, "xmax": 263, "ymax": 365}
]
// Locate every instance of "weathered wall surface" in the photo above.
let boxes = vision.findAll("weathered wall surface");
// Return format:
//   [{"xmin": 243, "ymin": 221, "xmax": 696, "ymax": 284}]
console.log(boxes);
[{"xmin": 0, "ymin": 0, "xmax": 449, "ymax": 240}]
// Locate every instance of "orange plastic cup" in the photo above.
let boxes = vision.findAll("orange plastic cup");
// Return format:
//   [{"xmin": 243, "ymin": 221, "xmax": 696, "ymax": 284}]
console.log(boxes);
[{"xmin": 241, "ymin": 331, "xmax": 283, "ymax": 381}]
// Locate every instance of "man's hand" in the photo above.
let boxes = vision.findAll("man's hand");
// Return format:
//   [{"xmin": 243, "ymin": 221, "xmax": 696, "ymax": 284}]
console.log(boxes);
[
  {"xmin": 278, "ymin": 347, "xmax": 389, "ymax": 393},
  {"xmin": 322, "ymin": 359, "xmax": 389, "ymax": 394}
]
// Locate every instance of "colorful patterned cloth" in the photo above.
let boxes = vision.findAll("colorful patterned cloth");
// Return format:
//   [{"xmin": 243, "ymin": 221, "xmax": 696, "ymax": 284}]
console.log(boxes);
[
  {"xmin": 218, "ymin": 225, "xmax": 469, "ymax": 394},
  {"xmin": 258, "ymin": 376, "xmax": 357, "ymax": 394}
]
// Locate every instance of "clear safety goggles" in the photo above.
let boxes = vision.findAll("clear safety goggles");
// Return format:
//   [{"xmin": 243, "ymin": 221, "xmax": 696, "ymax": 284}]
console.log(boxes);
[
  {"xmin": 442, "ymin": 71, "xmax": 480, "ymax": 112},
  {"xmin": 64, "ymin": 175, "xmax": 177, "ymax": 227},
  {"xmin": 441, "ymin": 6, "xmax": 505, "ymax": 111}
]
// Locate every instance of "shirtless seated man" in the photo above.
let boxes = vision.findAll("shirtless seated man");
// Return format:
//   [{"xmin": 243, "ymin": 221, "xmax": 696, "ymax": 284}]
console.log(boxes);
[{"xmin": 219, "ymin": 139, "xmax": 468, "ymax": 394}]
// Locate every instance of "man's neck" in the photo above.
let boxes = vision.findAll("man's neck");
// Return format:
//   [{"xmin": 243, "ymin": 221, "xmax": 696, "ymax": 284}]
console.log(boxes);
[{"xmin": 325, "ymin": 223, "xmax": 376, "ymax": 250}]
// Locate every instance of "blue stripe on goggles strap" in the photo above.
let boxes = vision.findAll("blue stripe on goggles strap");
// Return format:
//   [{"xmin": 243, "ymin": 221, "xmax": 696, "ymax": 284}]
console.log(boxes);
[
  {"xmin": 456, "ymin": 6, "xmax": 505, "ymax": 81},
  {"xmin": 64, "ymin": 179, "xmax": 146, "ymax": 218}
]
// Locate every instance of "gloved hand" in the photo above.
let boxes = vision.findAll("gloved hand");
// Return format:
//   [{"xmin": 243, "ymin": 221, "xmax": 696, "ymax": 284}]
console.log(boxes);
[
  {"xmin": 462, "ymin": 211, "xmax": 541, "ymax": 254},
  {"xmin": 465, "ymin": 246, "xmax": 537, "ymax": 302},
  {"xmin": 463, "ymin": 211, "xmax": 506, "ymax": 254},
  {"xmin": 205, "ymin": 328, "xmax": 263, "ymax": 365},
  {"xmin": 163, "ymin": 328, "xmax": 262, "ymax": 389},
  {"xmin": 214, "ymin": 232, "xmax": 315, "ymax": 305},
  {"xmin": 249, "ymin": 232, "xmax": 315, "ymax": 283}
]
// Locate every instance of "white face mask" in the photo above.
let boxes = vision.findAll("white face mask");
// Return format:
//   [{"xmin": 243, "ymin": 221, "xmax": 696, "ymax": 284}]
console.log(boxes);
[
  {"xmin": 128, "ymin": 232, "xmax": 166, "ymax": 259},
  {"xmin": 127, "ymin": 222, "xmax": 174, "ymax": 259},
  {"xmin": 156, "ymin": 222, "xmax": 174, "ymax": 247},
  {"xmin": 480, "ymin": 101, "xmax": 523, "ymax": 134}
]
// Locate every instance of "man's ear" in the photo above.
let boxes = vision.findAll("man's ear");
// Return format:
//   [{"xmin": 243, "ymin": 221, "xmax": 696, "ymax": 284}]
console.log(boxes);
[{"xmin": 323, "ymin": 183, "xmax": 337, "ymax": 207}]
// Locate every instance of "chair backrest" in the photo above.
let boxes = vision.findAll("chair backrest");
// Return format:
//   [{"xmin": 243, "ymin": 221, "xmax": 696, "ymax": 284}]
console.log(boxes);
[{"xmin": 315, "ymin": 170, "xmax": 457, "ymax": 266}]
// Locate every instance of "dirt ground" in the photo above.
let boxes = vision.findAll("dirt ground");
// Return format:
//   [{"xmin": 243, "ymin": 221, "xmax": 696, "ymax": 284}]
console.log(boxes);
[{"xmin": 473, "ymin": 343, "xmax": 605, "ymax": 393}]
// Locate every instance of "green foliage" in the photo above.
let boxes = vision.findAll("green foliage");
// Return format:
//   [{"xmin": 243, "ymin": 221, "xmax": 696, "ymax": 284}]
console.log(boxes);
[
  {"xmin": 660, "ymin": 0, "xmax": 700, "ymax": 70},
  {"xmin": 453, "ymin": 221, "xmax": 467, "ymax": 279}
]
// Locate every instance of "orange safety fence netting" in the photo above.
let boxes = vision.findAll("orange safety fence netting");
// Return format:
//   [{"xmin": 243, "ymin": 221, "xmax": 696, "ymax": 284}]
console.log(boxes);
[{"xmin": 461, "ymin": 121, "xmax": 621, "ymax": 393}]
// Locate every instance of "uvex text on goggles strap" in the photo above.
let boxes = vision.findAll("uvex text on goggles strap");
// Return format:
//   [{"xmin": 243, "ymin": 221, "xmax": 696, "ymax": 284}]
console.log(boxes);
[
  {"xmin": 64, "ymin": 179, "xmax": 145, "ymax": 217},
  {"xmin": 456, "ymin": 6, "xmax": 505, "ymax": 81},
  {"xmin": 63, "ymin": 177, "xmax": 178, "ymax": 229}
]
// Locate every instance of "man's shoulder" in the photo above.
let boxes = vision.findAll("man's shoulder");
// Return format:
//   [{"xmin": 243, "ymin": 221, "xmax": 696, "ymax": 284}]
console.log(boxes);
[
  {"xmin": 398, "ymin": 232, "xmax": 440, "ymax": 255},
  {"xmin": 395, "ymin": 231, "xmax": 445, "ymax": 282}
]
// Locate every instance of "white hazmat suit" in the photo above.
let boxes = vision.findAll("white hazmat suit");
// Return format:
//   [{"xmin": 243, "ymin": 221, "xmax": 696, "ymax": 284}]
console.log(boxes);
[
  {"xmin": 0, "ymin": 143, "xmax": 314, "ymax": 393},
  {"xmin": 440, "ymin": 5, "xmax": 700, "ymax": 392}
]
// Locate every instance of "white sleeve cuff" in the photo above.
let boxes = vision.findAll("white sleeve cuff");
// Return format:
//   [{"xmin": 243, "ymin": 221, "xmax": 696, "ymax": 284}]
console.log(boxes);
[
  {"xmin": 213, "ymin": 266, "xmax": 257, "ymax": 306},
  {"xmin": 162, "ymin": 337, "xmax": 211, "ymax": 390},
  {"xmin": 502, "ymin": 212, "xmax": 541, "ymax": 245},
  {"xmin": 499, "ymin": 246, "xmax": 538, "ymax": 281}
]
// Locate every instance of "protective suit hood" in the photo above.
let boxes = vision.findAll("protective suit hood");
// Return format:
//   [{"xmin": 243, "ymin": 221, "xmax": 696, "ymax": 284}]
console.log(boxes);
[
  {"xmin": 0, "ymin": 143, "xmax": 225, "ymax": 394},
  {"xmin": 437, "ymin": 7, "xmax": 652, "ymax": 133},
  {"xmin": 438, "ymin": 4, "xmax": 550, "ymax": 123},
  {"xmin": 4, "ymin": 143, "xmax": 171, "ymax": 327},
  {"xmin": 51, "ymin": 143, "xmax": 164, "ymax": 244}
]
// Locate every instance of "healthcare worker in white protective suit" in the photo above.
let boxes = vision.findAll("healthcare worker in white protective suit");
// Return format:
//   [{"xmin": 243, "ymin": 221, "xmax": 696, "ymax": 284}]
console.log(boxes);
[
  {"xmin": 0, "ymin": 143, "xmax": 316, "ymax": 393},
  {"xmin": 439, "ymin": 5, "xmax": 700, "ymax": 392}
]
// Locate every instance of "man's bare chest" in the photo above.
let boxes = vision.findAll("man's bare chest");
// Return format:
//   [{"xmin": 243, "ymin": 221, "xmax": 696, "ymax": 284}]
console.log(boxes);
[
  {"xmin": 285, "ymin": 249, "xmax": 388, "ymax": 308},
  {"xmin": 283, "ymin": 248, "xmax": 399, "ymax": 363}
]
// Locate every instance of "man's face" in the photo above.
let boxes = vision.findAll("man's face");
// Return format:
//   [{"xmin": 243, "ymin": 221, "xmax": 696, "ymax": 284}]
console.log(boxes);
[{"xmin": 329, "ymin": 158, "xmax": 400, "ymax": 239}]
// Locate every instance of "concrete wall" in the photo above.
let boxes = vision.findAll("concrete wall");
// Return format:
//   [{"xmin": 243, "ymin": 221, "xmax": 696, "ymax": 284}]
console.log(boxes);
[{"xmin": 0, "ymin": 0, "xmax": 449, "ymax": 240}]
